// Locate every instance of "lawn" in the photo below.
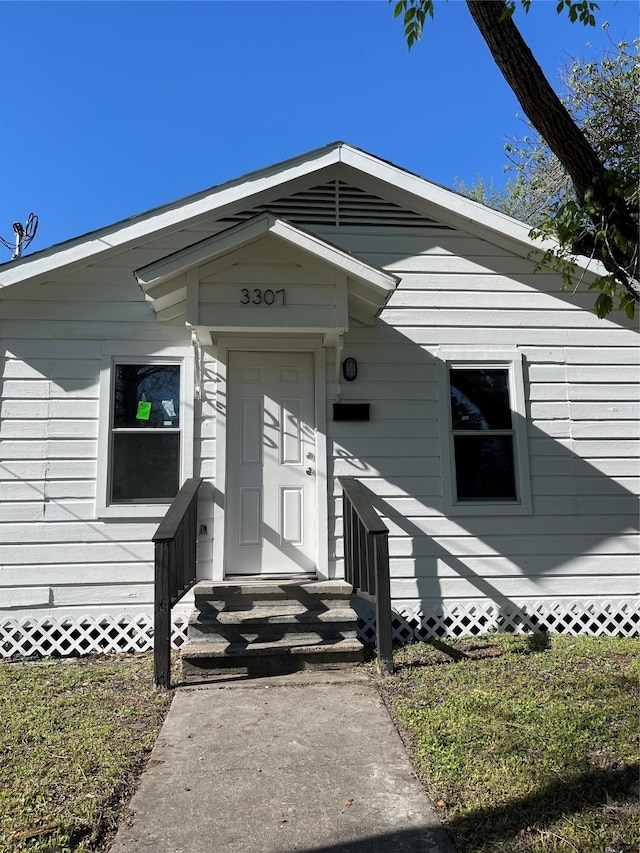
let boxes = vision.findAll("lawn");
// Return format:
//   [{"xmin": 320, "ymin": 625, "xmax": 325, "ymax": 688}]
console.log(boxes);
[
  {"xmin": 1, "ymin": 637, "xmax": 637, "ymax": 853},
  {"xmin": 0, "ymin": 652, "xmax": 173, "ymax": 853},
  {"xmin": 380, "ymin": 634, "xmax": 639, "ymax": 853}
]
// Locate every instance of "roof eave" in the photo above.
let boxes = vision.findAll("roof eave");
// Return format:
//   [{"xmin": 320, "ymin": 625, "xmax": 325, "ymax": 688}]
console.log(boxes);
[
  {"xmin": 0, "ymin": 140, "xmax": 607, "ymax": 292},
  {"xmin": 135, "ymin": 212, "xmax": 399, "ymax": 298},
  {"xmin": 0, "ymin": 143, "xmax": 347, "ymax": 291}
]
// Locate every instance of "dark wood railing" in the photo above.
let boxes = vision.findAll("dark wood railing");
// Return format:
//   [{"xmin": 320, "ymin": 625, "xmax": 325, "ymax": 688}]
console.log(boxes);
[
  {"xmin": 153, "ymin": 477, "xmax": 202, "ymax": 688},
  {"xmin": 338, "ymin": 477, "xmax": 393, "ymax": 675}
]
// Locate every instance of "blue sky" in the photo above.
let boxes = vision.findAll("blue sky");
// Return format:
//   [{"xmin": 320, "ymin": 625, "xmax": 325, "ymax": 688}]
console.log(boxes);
[{"xmin": 0, "ymin": 0, "xmax": 637, "ymax": 254}]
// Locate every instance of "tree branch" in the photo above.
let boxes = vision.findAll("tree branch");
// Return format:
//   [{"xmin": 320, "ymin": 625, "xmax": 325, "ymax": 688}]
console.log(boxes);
[{"xmin": 465, "ymin": 0, "xmax": 639, "ymax": 294}]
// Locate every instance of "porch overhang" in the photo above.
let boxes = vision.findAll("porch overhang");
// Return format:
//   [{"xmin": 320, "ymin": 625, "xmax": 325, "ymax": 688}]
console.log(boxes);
[{"xmin": 133, "ymin": 212, "xmax": 399, "ymax": 345}]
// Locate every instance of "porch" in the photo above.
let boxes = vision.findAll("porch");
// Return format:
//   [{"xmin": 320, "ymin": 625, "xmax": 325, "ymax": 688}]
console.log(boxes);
[{"xmin": 153, "ymin": 477, "xmax": 393, "ymax": 686}]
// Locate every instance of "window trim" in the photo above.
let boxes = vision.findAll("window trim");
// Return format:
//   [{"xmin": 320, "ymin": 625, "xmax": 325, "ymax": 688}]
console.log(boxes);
[
  {"xmin": 437, "ymin": 349, "xmax": 532, "ymax": 516},
  {"xmin": 97, "ymin": 345, "xmax": 194, "ymax": 519}
]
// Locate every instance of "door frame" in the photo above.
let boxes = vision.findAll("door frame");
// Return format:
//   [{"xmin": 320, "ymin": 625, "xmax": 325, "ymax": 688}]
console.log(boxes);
[{"xmin": 211, "ymin": 335, "xmax": 329, "ymax": 581}]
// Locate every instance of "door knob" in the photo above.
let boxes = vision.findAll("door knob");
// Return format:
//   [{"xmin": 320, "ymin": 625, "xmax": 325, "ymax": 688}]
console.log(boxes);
[{"xmin": 305, "ymin": 467, "xmax": 314, "ymax": 476}]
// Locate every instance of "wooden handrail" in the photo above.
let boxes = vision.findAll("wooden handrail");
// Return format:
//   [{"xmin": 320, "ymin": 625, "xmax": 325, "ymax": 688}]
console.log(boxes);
[
  {"xmin": 153, "ymin": 477, "xmax": 202, "ymax": 688},
  {"xmin": 338, "ymin": 477, "xmax": 393, "ymax": 675},
  {"xmin": 153, "ymin": 479, "xmax": 203, "ymax": 543}
]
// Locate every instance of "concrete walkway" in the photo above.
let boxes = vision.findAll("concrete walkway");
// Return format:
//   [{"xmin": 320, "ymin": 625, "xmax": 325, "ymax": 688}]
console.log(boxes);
[{"xmin": 108, "ymin": 670, "xmax": 457, "ymax": 853}]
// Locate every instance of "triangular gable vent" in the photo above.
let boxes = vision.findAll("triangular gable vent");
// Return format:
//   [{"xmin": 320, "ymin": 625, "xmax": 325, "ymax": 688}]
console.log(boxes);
[{"xmin": 219, "ymin": 180, "xmax": 450, "ymax": 230}]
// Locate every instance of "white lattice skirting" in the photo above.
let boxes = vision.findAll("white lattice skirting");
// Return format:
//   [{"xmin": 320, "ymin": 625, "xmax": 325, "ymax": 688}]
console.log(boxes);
[
  {"xmin": 0, "ymin": 614, "xmax": 189, "ymax": 659},
  {"xmin": 354, "ymin": 598, "xmax": 640, "ymax": 645},
  {"xmin": 1, "ymin": 598, "xmax": 638, "ymax": 659}
]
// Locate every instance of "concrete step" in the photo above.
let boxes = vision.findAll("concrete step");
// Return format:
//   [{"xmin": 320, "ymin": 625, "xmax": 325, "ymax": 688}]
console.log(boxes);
[
  {"xmin": 181, "ymin": 637, "xmax": 364, "ymax": 680},
  {"xmin": 187, "ymin": 626, "xmax": 358, "ymax": 646},
  {"xmin": 216, "ymin": 604, "xmax": 357, "ymax": 622},
  {"xmin": 192, "ymin": 602, "xmax": 355, "ymax": 621},
  {"xmin": 193, "ymin": 580, "xmax": 353, "ymax": 609},
  {"xmin": 181, "ymin": 580, "xmax": 363, "ymax": 680},
  {"xmin": 189, "ymin": 604, "xmax": 358, "ymax": 626},
  {"xmin": 187, "ymin": 608, "xmax": 358, "ymax": 643}
]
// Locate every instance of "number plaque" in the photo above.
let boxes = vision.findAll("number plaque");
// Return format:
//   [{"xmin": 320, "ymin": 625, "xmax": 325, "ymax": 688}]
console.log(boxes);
[{"xmin": 240, "ymin": 288, "xmax": 286, "ymax": 306}]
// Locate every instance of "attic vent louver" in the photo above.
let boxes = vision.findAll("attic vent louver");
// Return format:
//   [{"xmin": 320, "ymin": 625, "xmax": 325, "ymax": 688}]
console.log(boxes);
[{"xmin": 221, "ymin": 181, "xmax": 449, "ymax": 229}]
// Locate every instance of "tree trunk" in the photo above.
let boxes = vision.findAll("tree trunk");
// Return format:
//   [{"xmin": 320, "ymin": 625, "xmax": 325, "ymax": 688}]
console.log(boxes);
[{"xmin": 466, "ymin": 0, "xmax": 639, "ymax": 294}]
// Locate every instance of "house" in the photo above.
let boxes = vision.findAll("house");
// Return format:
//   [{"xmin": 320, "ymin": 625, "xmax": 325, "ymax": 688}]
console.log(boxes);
[{"xmin": 1, "ymin": 142, "xmax": 638, "ymax": 662}]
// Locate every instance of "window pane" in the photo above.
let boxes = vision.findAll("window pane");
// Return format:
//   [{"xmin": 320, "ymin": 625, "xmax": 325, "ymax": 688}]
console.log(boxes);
[
  {"xmin": 454, "ymin": 436, "xmax": 516, "ymax": 500},
  {"xmin": 111, "ymin": 433, "xmax": 180, "ymax": 502},
  {"xmin": 114, "ymin": 365, "xmax": 180, "ymax": 428},
  {"xmin": 450, "ymin": 369, "xmax": 511, "ymax": 430}
]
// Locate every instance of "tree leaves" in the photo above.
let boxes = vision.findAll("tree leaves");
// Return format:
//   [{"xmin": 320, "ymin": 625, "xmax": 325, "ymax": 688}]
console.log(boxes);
[
  {"xmin": 461, "ymin": 39, "xmax": 639, "ymax": 319},
  {"xmin": 555, "ymin": 0, "xmax": 599, "ymax": 26},
  {"xmin": 392, "ymin": 0, "xmax": 600, "ymax": 43},
  {"xmin": 392, "ymin": 1, "xmax": 434, "ymax": 49}
]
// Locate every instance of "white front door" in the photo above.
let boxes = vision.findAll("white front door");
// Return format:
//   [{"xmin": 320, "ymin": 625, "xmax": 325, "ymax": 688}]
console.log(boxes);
[{"xmin": 225, "ymin": 351, "xmax": 317, "ymax": 576}]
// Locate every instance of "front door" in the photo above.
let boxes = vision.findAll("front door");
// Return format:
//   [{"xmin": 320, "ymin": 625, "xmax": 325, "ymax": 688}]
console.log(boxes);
[{"xmin": 225, "ymin": 351, "xmax": 317, "ymax": 576}]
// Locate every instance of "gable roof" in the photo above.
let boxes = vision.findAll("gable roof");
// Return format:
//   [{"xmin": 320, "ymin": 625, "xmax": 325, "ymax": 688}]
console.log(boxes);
[
  {"xmin": 0, "ymin": 141, "xmax": 591, "ymax": 293},
  {"xmin": 135, "ymin": 211, "xmax": 398, "ymax": 292},
  {"xmin": 135, "ymin": 212, "xmax": 399, "ymax": 328}
]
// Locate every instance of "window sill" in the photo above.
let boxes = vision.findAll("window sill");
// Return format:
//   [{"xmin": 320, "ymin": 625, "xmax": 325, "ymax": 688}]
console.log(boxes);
[
  {"xmin": 96, "ymin": 503, "xmax": 171, "ymax": 521},
  {"xmin": 444, "ymin": 500, "xmax": 532, "ymax": 517}
]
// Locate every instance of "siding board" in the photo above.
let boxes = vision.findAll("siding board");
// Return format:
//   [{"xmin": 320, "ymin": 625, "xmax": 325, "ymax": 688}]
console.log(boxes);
[
  {"xmin": 1, "ymin": 481, "xmax": 96, "ymax": 500},
  {"xmin": 0, "ymin": 301, "xmax": 156, "ymax": 322},
  {"xmin": 1, "ymin": 441, "xmax": 97, "ymax": 459},
  {"xmin": 1, "ymin": 320, "xmax": 188, "ymax": 341},
  {"xmin": 0, "ymin": 542, "xmax": 153, "ymax": 564},
  {"xmin": 0, "ymin": 420, "xmax": 99, "ymax": 439},
  {"xmin": 389, "ymin": 575, "xmax": 637, "ymax": 599},
  {"xmin": 391, "ymin": 556, "xmax": 639, "ymax": 578},
  {"xmin": 1, "ymin": 564, "xmax": 153, "ymax": 586},
  {"xmin": 51, "ymin": 584, "xmax": 154, "ymax": 607},
  {"xmin": 1, "ymin": 400, "xmax": 99, "ymax": 419},
  {"xmin": 383, "ymin": 308, "xmax": 625, "ymax": 330},
  {"xmin": 388, "ymin": 290, "xmax": 587, "ymax": 310}
]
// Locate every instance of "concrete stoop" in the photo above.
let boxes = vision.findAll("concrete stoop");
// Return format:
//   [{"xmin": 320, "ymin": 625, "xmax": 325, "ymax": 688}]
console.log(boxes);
[{"xmin": 181, "ymin": 579, "xmax": 364, "ymax": 680}]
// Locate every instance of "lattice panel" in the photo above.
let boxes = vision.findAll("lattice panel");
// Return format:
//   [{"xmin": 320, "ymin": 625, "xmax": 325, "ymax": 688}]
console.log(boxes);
[
  {"xmin": 355, "ymin": 598, "xmax": 640, "ymax": 645},
  {"xmin": 0, "ymin": 614, "xmax": 189, "ymax": 659},
  {"xmin": 2, "ymin": 599, "xmax": 637, "ymax": 659}
]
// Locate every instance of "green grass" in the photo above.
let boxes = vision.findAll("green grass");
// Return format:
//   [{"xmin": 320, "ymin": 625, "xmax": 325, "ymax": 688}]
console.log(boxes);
[
  {"xmin": 2, "ymin": 637, "xmax": 638, "ymax": 853},
  {"xmin": 0, "ymin": 653, "xmax": 173, "ymax": 853},
  {"xmin": 380, "ymin": 634, "xmax": 639, "ymax": 853}
]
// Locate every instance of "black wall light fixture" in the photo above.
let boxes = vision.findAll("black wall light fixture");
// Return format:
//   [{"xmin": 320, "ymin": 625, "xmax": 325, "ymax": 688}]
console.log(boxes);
[{"xmin": 342, "ymin": 357, "xmax": 357, "ymax": 382}]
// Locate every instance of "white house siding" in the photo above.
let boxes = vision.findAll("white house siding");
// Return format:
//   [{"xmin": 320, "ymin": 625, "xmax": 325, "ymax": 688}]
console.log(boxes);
[
  {"xmin": 2, "ymin": 215, "xmax": 639, "ymax": 655},
  {"xmin": 0, "ymin": 246, "xmax": 196, "ymax": 655},
  {"xmin": 318, "ymin": 225, "xmax": 639, "ymax": 638}
]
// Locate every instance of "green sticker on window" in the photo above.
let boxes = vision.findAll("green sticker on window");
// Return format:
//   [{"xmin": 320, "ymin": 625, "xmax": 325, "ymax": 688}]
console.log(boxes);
[{"xmin": 136, "ymin": 401, "xmax": 152, "ymax": 420}]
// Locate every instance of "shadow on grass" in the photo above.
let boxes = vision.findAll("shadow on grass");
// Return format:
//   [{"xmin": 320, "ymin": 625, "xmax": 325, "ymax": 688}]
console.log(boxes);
[
  {"xmin": 525, "ymin": 630, "xmax": 551, "ymax": 653},
  {"xmin": 425, "ymin": 638, "xmax": 470, "ymax": 662},
  {"xmin": 393, "ymin": 632, "xmax": 555, "ymax": 672},
  {"xmin": 448, "ymin": 763, "xmax": 639, "ymax": 845}
]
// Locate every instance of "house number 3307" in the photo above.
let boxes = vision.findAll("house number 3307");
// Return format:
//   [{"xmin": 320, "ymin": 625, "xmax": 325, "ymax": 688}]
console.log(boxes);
[{"xmin": 240, "ymin": 288, "xmax": 286, "ymax": 305}]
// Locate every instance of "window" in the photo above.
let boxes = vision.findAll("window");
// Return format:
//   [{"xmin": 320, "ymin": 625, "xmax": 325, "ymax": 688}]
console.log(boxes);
[
  {"xmin": 438, "ymin": 352, "xmax": 531, "ymax": 515},
  {"xmin": 111, "ymin": 364, "xmax": 181, "ymax": 503},
  {"xmin": 97, "ymin": 348, "xmax": 193, "ymax": 518}
]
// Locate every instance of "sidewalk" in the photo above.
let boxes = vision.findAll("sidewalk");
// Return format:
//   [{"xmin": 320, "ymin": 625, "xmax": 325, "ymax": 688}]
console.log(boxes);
[{"xmin": 108, "ymin": 670, "xmax": 457, "ymax": 853}]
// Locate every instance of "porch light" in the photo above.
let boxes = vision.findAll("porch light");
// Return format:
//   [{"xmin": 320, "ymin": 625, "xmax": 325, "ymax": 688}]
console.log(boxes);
[{"xmin": 342, "ymin": 357, "xmax": 358, "ymax": 382}]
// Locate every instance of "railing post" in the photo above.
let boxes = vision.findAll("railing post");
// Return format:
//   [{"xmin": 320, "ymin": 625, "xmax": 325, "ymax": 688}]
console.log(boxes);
[
  {"xmin": 374, "ymin": 533, "xmax": 393, "ymax": 676},
  {"xmin": 154, "ymin": 539, "xmax": 172, "ymax": 689},
  {"xmin": 338, "ymin": 477, "xmax": 393, "ymax": 675},
  {"xmin": 343, "ymin": 494, "xmax": 352, "ymax": 586},
  {"xmin": 365, "ymin": 531, "xmax": 375, "ymax": 596},
  {"xmin": 152, "ymin": 477, "xmax": 203, "ymax": 689},
  {"xmin": 350, "ymin": 502, "xmax": 359, "ymax": 590}
]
